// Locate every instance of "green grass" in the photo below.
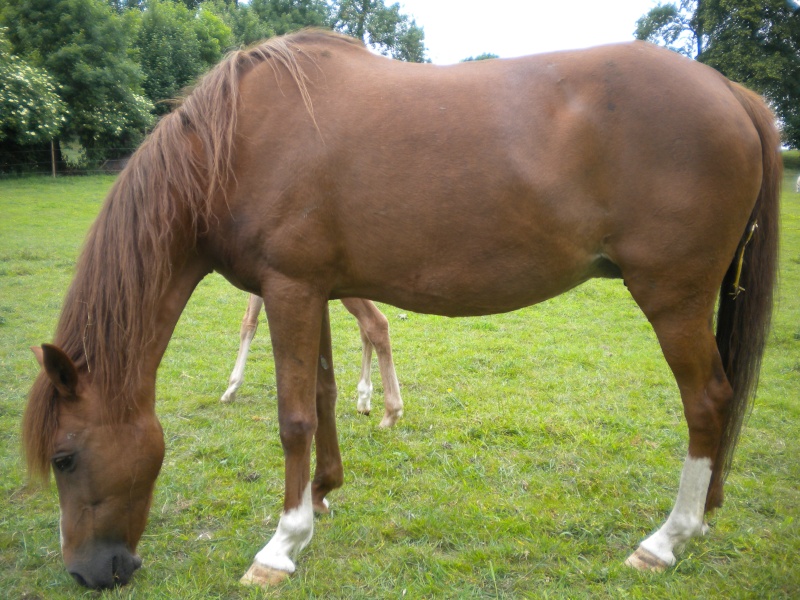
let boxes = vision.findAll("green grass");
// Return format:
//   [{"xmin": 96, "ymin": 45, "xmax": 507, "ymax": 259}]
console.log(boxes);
[
  {"xmin": 783, "ymin": 150, "xmax": 800, "ymax": 171},
  {"xmin": 1, "ymin": 173, "xmax": 799, "ymax": 599}
]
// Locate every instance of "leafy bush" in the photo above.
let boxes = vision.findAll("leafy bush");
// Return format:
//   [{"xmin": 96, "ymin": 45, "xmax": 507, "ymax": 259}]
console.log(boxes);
[{"xmin": 0, "ymin": 28, "xmax": 66, "ymax": 146}]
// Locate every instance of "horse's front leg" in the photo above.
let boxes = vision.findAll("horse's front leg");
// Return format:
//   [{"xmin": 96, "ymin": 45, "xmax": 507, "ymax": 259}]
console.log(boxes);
[{"xmin": 241, "ymin": 285, "xmax": 325, "ymax": 586}]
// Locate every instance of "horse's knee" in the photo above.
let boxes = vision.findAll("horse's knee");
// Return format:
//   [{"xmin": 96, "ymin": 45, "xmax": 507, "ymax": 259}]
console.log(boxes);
[{"xmin": 278, "ymin": 414, "xmax": 317, "ymax": 452}]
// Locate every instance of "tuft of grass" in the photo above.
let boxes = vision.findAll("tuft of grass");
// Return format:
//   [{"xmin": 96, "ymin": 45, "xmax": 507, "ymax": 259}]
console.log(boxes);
[{"xmin": 1, "ymin": 174, "xmax": 798, "ymax": 598}]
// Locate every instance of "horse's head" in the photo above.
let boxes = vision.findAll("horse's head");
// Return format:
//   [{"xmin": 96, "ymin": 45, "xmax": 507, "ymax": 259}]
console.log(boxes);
[{"xmin": 27, "ymin": 344, "xmax": 165, "ymax": 589}]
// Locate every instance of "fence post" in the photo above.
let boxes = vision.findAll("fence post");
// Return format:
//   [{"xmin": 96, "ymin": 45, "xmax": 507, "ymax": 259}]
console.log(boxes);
[{"xmin": 51, "ymin": 140, "xmax": 56, "ymax": 178}]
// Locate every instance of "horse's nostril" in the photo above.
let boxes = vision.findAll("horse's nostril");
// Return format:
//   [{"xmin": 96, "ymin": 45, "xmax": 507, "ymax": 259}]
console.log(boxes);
[{"xmin": 70, "ymin": 571, "xmax": 89, "ymax": 588}]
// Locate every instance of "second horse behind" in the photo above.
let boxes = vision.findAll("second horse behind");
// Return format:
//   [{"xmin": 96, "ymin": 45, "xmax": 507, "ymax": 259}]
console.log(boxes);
[{"xmin": 222, "ymin": 295, "xmax": 404, "ymax": 428}]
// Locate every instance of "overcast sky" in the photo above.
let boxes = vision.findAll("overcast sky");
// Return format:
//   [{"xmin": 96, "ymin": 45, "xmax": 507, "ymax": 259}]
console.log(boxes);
[{"xmin": 397, "ymin": 0, "xmax": 662, "ymax": 64}]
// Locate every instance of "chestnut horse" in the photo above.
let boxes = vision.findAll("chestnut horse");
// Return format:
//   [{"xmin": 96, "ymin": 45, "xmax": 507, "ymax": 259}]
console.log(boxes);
[
  {"xmin": 222, "ymin": 294, "xmax": 403, "ymax": 427},
  {"xmin": 23, "ymin": 31, "xmax": 780, "ymax": 589}
]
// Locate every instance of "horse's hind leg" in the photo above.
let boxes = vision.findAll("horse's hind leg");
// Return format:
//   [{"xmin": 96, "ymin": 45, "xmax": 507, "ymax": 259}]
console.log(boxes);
[
  {"xmin": 341, "ymin": 298, "xmax": 403, "ymax": 427},
  {"xmin": 624, "ymin": 292, "xmax": 733, "ymax": 571},
  {"xmin": 221, "ymin": 294, "xmax": 263, "ymax": 403},
  {"xmin": 241, "ymin": 284, "xmax": 325, "ymax": 586},
  {"xmin": 355, "ymin": 317, "xmax": 374, "ymax": 416}
]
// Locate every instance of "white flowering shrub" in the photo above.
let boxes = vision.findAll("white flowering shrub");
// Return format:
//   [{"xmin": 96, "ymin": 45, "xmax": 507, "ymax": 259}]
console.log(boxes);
[{"xmin": 0, "ymin": 29, "xmax": 67, "ymax": 145}]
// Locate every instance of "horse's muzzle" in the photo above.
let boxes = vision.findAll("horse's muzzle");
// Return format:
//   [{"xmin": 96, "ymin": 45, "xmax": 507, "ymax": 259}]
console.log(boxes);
[{"xmin": 67, "ymin": 543, "xmax": 142, "ymax": 589}]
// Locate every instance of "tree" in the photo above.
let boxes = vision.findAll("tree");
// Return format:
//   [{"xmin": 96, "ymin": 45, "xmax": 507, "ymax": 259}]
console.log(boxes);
[
  {"xmin": 107, "ymin": 0, "xmax": 145, "ymax": 11},
  {"xmin": 700, "ymin": 0, "xmax": 800, "ymax": 149},
  {"xmin": 634, "ymin": 0, "xmax": 705, "ymax": 57},
  {"xmin": 205, "ymin": 0, "xmax": 428, "ymax": 62},
  {"xmin": 196, "ymin": 5, "xmax": 234, "ymax": 64},
  {"xmin": 462, "ymin": 53, "xmax": 500, "ymax": 62},
  {"xmin": 203, "ymin": 0, "xmax": 276, "ymax": 47},
  {"xmin": 333, "ymin": 0, "xmax": 427, "ymax": 62},
  {"xmin": 1, "ymin": 0, "xmax": 154, "ymax": 159},
  {"xmin": 635, "ymin": 0, "xmax": 800, "ymax": 149},
  {"xmin": 250, "ymin": 0, "xmax": 330, "ymax": 36},
  {"xmin": 203, "ymin": 0, "xmax": 331, "ymax": 48},
  {"xmin": 0, "ymin": 26, "xmax": 68, "ymax": 172},
  {"xmin": 133, "ymin": 0, "xmax": 231, "ymax": 114}
]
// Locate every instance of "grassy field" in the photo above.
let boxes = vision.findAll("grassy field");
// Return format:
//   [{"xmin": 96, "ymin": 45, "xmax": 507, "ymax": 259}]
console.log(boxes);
[{"xmin": 1, "ymin": 173, "xmax": 798, "ymax": 599}]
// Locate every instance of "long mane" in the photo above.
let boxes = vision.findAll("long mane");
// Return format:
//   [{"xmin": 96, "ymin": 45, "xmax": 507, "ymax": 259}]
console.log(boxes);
[{"xmin": 23, "ymin": 29, "xmax": 358, "ymax": 479}]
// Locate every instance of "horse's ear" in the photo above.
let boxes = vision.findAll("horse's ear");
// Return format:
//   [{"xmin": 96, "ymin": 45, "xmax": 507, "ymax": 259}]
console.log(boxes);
[{"xmin": 32, "ymin": 344, "xmax": 79, "ymax": 398}]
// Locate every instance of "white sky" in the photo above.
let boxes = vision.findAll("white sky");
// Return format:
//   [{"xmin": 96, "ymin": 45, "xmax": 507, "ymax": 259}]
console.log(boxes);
[{"xmin": 398, "ymin": 0, "xmax": 662, "ymax": 64}]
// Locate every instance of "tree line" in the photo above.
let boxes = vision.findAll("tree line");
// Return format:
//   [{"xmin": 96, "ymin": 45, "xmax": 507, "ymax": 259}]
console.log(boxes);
[
  {"xmin": 0, "ymin": 0, "xmax": 427, "ymax": 171},
  {"xmin": 2, "ymin": 0, "xmax": 798, "ymax": 174}
]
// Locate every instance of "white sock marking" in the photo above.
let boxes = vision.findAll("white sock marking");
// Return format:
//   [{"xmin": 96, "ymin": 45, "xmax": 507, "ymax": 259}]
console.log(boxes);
[
  {"xmin": 253, "ymin": 483, "xmax": 314, "ymax": 573},
  {"xmin": 639, "ymin": 455, "xmax": 712, "ymax": 565},
  {"xmin": 357, "ymin": 380, "xmax": 372, "ymax": 413}
]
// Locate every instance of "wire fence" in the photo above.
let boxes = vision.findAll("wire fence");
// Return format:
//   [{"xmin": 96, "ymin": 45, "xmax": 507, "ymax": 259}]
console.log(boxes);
[{"xmin": 0, "ymin": 147, "xmax": 137, "ymax": 177}]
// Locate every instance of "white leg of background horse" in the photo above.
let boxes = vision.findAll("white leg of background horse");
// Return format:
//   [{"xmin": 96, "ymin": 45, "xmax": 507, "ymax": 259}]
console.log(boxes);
[
  {"xmin": 355, "ymin": 326, "xmax": 374, "ymax": 416},
  {"xmin": 223, "ymin": 296, "xmax": 403, "ymax": 425},
  {"xmin": 221, "ymin": 294, "xmax": 263, "ymax": 403},
  {"xmin": 341, "ymin": 298, "xmax": 404, "ymax": 427},
  {"xmin": 625, "ymin": 455, "xmax": 712, "ymax": 570}
]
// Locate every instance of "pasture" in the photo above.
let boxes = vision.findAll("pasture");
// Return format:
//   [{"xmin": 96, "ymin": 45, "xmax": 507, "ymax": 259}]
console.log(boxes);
[{"xmin": 0, "ymin": 172, "xmax": 798, "ymax": 598}]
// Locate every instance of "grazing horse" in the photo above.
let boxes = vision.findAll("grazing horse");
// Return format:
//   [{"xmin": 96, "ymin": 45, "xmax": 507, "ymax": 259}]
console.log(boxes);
[
  {"xmin": 222, "ymin": 294, "xmax": 403, "ymax": 427},
  {"xmin": 23, "ymin": 30, "xmax": 780, "ymax": 589}
]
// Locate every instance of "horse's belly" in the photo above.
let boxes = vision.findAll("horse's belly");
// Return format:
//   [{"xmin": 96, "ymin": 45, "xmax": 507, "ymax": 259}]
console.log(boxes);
[{"xmin": 335, "ymin": 235, "xmax": 605, "ymax": 317}]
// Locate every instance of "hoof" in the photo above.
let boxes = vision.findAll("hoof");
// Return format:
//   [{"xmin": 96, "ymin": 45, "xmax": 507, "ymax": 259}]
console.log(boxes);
[
  {"xmin": 624, "ymin": 546, "xmax": 670, "ymax": 572},
  {"xmin": 379, "ymin": 410, "xmax": 402, "ymax": 428},
  {"xmin": 313, "ymin": 497, "xmax": 331, "ymax": 514},
  {"xmin": 240, "ymin": 562, "xmax": 291, "ymax": 587},
  {"xmin": 358, "ymin": 408, "xmax": 371, "ymax": 416},
  {"xmin": 220, "ymin": 391, "xmax": 236, "ymax": 403}
]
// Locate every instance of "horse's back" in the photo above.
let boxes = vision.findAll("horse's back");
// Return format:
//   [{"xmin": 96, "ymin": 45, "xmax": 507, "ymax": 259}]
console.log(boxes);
[{"xmin": 224, "ymin": 35, "xmax": 766, "ymax": 315}]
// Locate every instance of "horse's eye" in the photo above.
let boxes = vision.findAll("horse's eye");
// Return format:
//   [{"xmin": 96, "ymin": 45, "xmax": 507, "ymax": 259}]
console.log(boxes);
[{"xmin": 52, "ymin": 454, "xmax": 76, "ymax": 473}]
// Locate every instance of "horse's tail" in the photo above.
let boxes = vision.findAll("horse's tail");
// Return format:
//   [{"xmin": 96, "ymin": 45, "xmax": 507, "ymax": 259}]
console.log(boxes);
[{"xmin": 709, "ymin": 82, "xmax": 782, "ymax": 510}]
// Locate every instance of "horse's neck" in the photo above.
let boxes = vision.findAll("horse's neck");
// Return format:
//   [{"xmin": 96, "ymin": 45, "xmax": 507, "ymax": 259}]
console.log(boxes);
[{"xmin": 142, "ymin": 257, "xmax": 212, "ymax": 380}]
